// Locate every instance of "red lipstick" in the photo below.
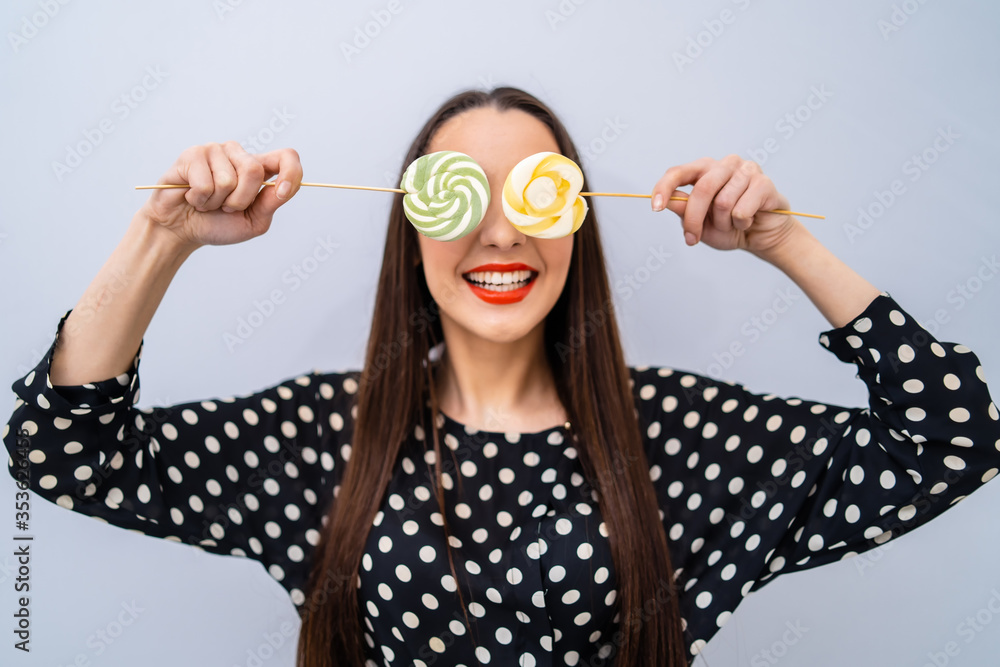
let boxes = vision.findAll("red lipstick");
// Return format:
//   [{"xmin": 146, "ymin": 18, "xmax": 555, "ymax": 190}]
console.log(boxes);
[{"xmin": 462, "ymin": 263, "xmax": 538, "ymax": 305}]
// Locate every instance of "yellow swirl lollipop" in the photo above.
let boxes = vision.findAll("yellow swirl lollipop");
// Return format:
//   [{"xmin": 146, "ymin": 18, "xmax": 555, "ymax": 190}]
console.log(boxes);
[{"xmin": 502, "ymin": 152, "xmax": 588, "ymax": 239}]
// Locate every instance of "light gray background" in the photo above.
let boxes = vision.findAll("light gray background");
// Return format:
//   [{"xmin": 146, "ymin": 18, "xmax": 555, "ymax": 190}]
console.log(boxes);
[{"xmin": 2, "ymin": 1, "xmax": 999, "ymax": 665}]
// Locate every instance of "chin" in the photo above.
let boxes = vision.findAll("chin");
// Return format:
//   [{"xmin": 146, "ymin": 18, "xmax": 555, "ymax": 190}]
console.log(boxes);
[
  {"xmin": 444, "ymin": 308, "xmax": 540, "ymax": 344},
  {"xmin": 468, "ymin": 321, "xmax": 534, "ymax": 344},
  {"xmin": 433, "ymin": 282, "xmax": 552, "ymax": 342}
]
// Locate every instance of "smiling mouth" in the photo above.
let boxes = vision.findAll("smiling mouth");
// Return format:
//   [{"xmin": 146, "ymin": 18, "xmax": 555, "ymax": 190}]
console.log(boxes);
[{"xmin": 462, "ymin": 269, "xmax": 538, "ymax": 292}]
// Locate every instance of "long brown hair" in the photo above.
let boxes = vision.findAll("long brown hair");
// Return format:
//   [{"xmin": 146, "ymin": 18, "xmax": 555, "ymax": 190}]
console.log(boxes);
[{"xmin": 297, "ymin": 87, "xmax": 689, "ymax": 666}]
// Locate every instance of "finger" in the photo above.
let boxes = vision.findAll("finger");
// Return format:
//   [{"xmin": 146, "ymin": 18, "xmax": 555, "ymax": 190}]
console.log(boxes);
[
  {"xmin": 732, "ymin": 175, "xmax": 773, "ymax": 230},
  {"xmin": 650, "ymin": 157, "xmax": 714, "ymax": 211},
  {"xmin": 711, "ymin": 167, "xmax": 752, "ymax": 233},
  {"xmin": 248, "ymin": 148, "xmax": 304, "ymax": 221},
  {"xmin": 259, "ymin": 148, "xmax": 304, "ymax": 200},
  {"xmin": 220, "ymin": 141, "xmax": 265, "ymax": 212},
  {"xmin": 662, "ymin": 189, "xmax": 689, "ymax": 218},
  {"xmin": 201, "ymin": 143, "xmax": 240, "ymax": 212},
  {"xmin": 178, "ymin": 146, "xmax": 216, "ymax": 211},
  {"xmin": 681, "ymin": 161, "xmax": 735, "ymax": 245}
]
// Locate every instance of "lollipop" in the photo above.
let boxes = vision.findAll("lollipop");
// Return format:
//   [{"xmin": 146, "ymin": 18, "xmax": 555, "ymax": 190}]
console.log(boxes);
[
  {"xmin": 399, "ymin": 151, "xmax": 490, "ymax": 241},
  {"xmin": 502, "ymin": 152, "xmax": 588, "ymax": 239},
  {"xmin": 135, "ymin": 152, "xmax": 827, "ymax": 226}
]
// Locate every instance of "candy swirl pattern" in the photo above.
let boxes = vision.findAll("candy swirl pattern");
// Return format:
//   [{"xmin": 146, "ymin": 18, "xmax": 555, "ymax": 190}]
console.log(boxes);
[
  {"xmin": 401, "ymin": 151, "xmax": 490, "ymax": 241},
  {"xmin": 502, "ymin": 152, "xmax": 588, "ymax": 239}
]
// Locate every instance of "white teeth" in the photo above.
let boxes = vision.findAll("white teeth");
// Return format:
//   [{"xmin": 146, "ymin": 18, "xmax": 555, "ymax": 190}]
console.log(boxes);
[
  {"xmin": 463, "ymin": 269, "xmax": 535, "ymax": 291},
  {"xmin": 464, "ymin": 270, "xmax": 534, "ymax": 286},
  {"xmin": 476, "ymin": 281, "xmax": 528, "ymax": 292}
]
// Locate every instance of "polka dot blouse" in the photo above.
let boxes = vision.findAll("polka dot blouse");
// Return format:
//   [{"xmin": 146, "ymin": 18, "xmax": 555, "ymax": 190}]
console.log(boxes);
[{"xmin": 5, "ymin": 292, "xmax": 1000, "ymax": 665}]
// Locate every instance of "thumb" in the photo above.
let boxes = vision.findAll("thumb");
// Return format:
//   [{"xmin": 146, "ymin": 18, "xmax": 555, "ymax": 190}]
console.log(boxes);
[
  {"xmin": 663, "ymin": 189, "xmax": 688, "ymax": 217},
  {"xmin": 247, "ymin": 182, "xmax": 288, "ymax": 225},
  {"xmin": 248, "ymin": 148, "xmax": 303, "ymax": 222}
]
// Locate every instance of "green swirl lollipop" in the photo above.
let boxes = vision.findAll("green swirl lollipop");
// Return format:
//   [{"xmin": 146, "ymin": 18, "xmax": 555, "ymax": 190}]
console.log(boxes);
[{"xmin": 401, "ymin": 151, "xmax": 490, "ymax": 241}]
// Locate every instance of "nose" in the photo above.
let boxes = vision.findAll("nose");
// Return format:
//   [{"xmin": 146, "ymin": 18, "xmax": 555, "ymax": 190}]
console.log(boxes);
[{"xmin": 475, "ymin": 168, "xmax": 526, "ymax": 250}]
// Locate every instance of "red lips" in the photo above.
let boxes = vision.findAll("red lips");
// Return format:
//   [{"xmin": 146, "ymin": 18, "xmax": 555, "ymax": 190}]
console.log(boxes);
[{"xmin": 462, "ymin": 263, "xmax": 539, "ymax": 305}]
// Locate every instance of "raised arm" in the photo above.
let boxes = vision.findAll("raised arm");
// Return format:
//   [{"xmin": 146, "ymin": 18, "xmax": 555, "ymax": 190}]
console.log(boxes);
[
  {"xmin": 648, "ymin": 153, "xmax": 882, "ymax": 328},
  {"xmin": 52, "ymin": 141, "xmax": 303, "ymax": 385},
  {"xmin": 644, "ymin": 154, "xmax": 999, "ymax": 658},
  {"xmin": 3, "ymin": 141, "xmax": 334, "ymax": 604}
]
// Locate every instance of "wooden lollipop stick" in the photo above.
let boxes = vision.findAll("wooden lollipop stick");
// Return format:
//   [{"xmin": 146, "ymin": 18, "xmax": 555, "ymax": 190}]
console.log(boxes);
[
  {"xmin": 266, "ymin": 181, "xmax": 405, "ymax": 193},
  {"xmin": 134, "ymin": 182, "xmax": 824, "ymax": 219},
  {"xmin": 580, "ymin": 192, "xmax": 826, "ymax": 219},
  {"xmin": 135, "ymin": 181, "xmax": 406, "ymax": 193}
]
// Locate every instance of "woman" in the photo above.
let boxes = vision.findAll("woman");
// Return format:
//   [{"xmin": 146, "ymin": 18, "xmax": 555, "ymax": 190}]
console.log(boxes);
[{"xmin": 4, "ymin": 87, "xmax": 999, "ymax": 667}]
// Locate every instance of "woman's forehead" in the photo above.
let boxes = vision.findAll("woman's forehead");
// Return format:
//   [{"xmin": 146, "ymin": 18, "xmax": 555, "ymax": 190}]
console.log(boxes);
[{"xmin": 426, "ymin": 107, "xmax": 561, "ymax": 179}]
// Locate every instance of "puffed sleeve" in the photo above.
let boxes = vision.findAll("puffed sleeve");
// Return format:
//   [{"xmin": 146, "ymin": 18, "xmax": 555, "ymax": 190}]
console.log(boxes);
[
  {"xmin": 631, "ymin": 291, "xmax": 1000, "ymax": 658},
  {"xmin": 2, "ymin": 308, "xmax": 360, "ymax": 605}
]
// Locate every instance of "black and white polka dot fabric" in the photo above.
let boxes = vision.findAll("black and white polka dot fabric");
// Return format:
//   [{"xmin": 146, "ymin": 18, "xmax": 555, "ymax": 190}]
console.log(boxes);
[{"xmin": 5, "ymin": 291, "xmax": 999, "ymax": 665}]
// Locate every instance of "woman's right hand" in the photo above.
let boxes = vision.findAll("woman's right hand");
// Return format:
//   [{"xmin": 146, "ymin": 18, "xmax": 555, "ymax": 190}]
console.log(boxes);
[{"xmin": 139, "ymin": 141, "xmax": 303, "ymax": 251}]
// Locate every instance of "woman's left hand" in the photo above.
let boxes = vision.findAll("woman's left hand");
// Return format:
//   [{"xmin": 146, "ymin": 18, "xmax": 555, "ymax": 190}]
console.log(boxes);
[{"xmin": 650, "ymin": 154, "xmax": 798, "ymax": 256}]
